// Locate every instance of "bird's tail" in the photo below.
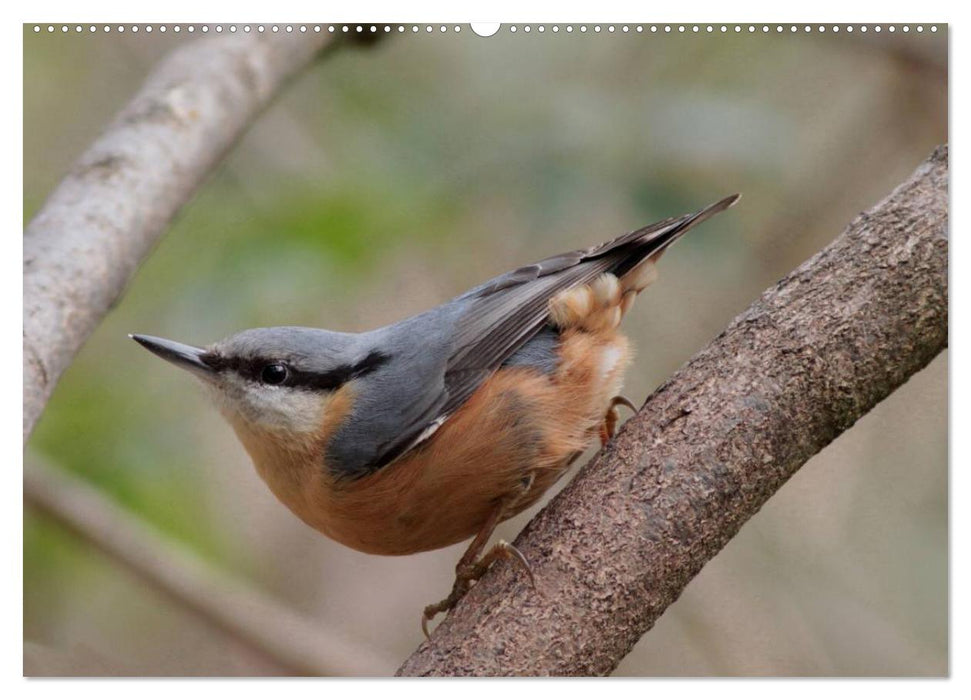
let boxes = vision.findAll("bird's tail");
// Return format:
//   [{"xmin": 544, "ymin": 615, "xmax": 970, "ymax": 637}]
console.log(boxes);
[
  {"xmin": 619, "ymin": 192, "xmax": 739, "ymax": 293},
  {"xmin": 549, "ymin": 194, "xmax": 739, "ymax": 332}
]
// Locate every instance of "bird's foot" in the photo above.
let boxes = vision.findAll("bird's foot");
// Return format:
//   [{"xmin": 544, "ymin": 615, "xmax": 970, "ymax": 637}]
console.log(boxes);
[
  {"xmin": 421, "ymin": 540, "xmax": 535, "ymax": 639},
  {"xmin": 600, "ymin": 395, "xmax": 638, "ymax": 446}
]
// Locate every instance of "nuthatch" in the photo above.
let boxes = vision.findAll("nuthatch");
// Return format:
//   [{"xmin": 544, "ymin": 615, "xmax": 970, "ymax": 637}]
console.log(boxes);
[{"xmin": 132, "ymin": 194, "xmax": 739, "ymax": 635}]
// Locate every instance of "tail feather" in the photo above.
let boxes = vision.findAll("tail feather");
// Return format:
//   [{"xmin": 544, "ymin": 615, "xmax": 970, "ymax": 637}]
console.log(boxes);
[{"xmin": 550, "ymin": 193, "xmax": 740, "ymax": 330}]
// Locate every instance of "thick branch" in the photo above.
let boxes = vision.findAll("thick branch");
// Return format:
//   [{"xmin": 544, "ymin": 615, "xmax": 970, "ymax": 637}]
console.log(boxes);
[
  {"xmin": 25, "ymin": 458, "xmax": 394, "ymax": 676},
  {"xmin": 399, "ymin": 145, "xmax": 948, "ymax": 676},
  {"xmin": 23, "ymin": 31, "xmax": 336, "ymax": 441}
]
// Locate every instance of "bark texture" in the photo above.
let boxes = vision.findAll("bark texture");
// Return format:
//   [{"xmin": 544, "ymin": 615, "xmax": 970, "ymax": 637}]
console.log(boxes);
[
  {"xmin": 23, "ymin": 31, "xmax": 334, "ymax": 441},
  {"xmin": 398, "ymin": 145, "xmax": 948, "ymax": 676}
]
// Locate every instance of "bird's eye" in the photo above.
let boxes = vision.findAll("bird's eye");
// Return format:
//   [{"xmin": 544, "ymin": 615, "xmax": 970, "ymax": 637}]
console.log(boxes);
[{"xmin": 260, "ymin": 363, "xmax": 289, "ymax": 385}]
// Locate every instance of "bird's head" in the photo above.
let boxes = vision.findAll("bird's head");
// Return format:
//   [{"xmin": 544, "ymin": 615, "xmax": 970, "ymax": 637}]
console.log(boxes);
[{"xmin": 130, "ymin": 328, "xmax": 386, "ymax": 440}]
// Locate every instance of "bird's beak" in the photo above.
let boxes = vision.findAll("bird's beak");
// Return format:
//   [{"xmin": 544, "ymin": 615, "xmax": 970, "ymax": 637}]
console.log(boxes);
[{"xmin": 130, "ymin": 334, "xmax": 215, "ymax": 378}]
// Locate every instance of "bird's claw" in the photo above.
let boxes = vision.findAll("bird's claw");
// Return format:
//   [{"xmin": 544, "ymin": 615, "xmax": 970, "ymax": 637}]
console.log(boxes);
[
  {"xmin": 600, "ymin": 395, "xmax": 638, "ymax": 446},
  {"xmin": 421, "ymin": 539, "xmax": 534, "ymax": 639},
  {"xmin": 610, "ymin": 395, "xmax": 638, "ymax": 414}
]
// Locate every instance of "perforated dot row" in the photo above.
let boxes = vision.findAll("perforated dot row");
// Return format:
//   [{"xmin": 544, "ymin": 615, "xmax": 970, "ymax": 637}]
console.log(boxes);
[
  {"xmin": 504, "ymin": 24, "xmax": 939, "ymax": 34},
  {"xmin": 31, "ymin": 23, "xmax": 940, "ymax": 35}
]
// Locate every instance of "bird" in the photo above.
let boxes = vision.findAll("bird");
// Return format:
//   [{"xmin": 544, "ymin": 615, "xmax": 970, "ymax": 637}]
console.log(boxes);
[{"xmin": 131, "ymin": 194, "xmax": 739, "ymax": 635}]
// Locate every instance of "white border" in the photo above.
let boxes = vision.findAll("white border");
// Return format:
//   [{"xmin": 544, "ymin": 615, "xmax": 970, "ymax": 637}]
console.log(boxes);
[{"xmin": 8, "ymin": 0, "xmax": 960, "ymax": 697}]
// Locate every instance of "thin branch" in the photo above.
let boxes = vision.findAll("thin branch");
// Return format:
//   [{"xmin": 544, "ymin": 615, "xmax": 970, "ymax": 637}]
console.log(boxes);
[
  {"xmin": 24, "ymin": 458, "xmax": 395, "ymax": 676},
  {"xmin": 398, "ymin": 145, "xmax": 948, "ymax": 676},
  {"xmin": 23, "ymin": 31, "xmax": 338, "ymax": 441}
]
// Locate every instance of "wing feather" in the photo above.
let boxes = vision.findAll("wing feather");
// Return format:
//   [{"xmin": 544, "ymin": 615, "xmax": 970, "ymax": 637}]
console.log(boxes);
[
  {"xmin": 439, "ymin": 194, "xmax": 739, "ymax": 417},
  {"xmin": 368, "ymin": 194, "xmax": 739, "ymax": 470}
]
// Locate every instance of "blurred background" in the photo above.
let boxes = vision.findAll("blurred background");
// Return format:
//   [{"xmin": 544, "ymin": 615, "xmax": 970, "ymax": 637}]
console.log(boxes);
[{"xmin": 23, "ymin": 24, "xmax": 947, "ymax": 676}]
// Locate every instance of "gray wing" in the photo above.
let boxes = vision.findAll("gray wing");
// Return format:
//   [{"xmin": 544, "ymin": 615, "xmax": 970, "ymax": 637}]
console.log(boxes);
[
  {"xmin": 439, "ymin": 194, "xmax": 740, "ymax": 418},
  {"xmin": 333, "ymin": 195, "xmax": 738, "ymax": 476}
]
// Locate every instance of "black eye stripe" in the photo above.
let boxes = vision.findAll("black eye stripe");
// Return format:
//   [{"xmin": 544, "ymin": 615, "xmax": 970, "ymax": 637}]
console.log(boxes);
[{"xmin": 202, "ymin": 350, "xmax": 390, "ymax": 392}]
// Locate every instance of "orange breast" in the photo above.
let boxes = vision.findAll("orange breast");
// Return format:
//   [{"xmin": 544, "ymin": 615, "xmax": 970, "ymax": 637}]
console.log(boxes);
[{"xmin": 293, "ymin": 327, "xmax": 631, "ymax": 555}]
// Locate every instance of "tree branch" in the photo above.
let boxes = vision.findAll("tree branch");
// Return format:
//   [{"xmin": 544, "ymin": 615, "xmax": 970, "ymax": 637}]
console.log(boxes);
[
  {"xmin": 398, "ymin": 145, "xmax": 948, "ymax": 676},
  {"xmin": 24, "ymin": 457, "xmax": 395, "ymax": 676},
  {"xmin": 23, "ymin": 31, "xmax": 337, "ymax": 441}
]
